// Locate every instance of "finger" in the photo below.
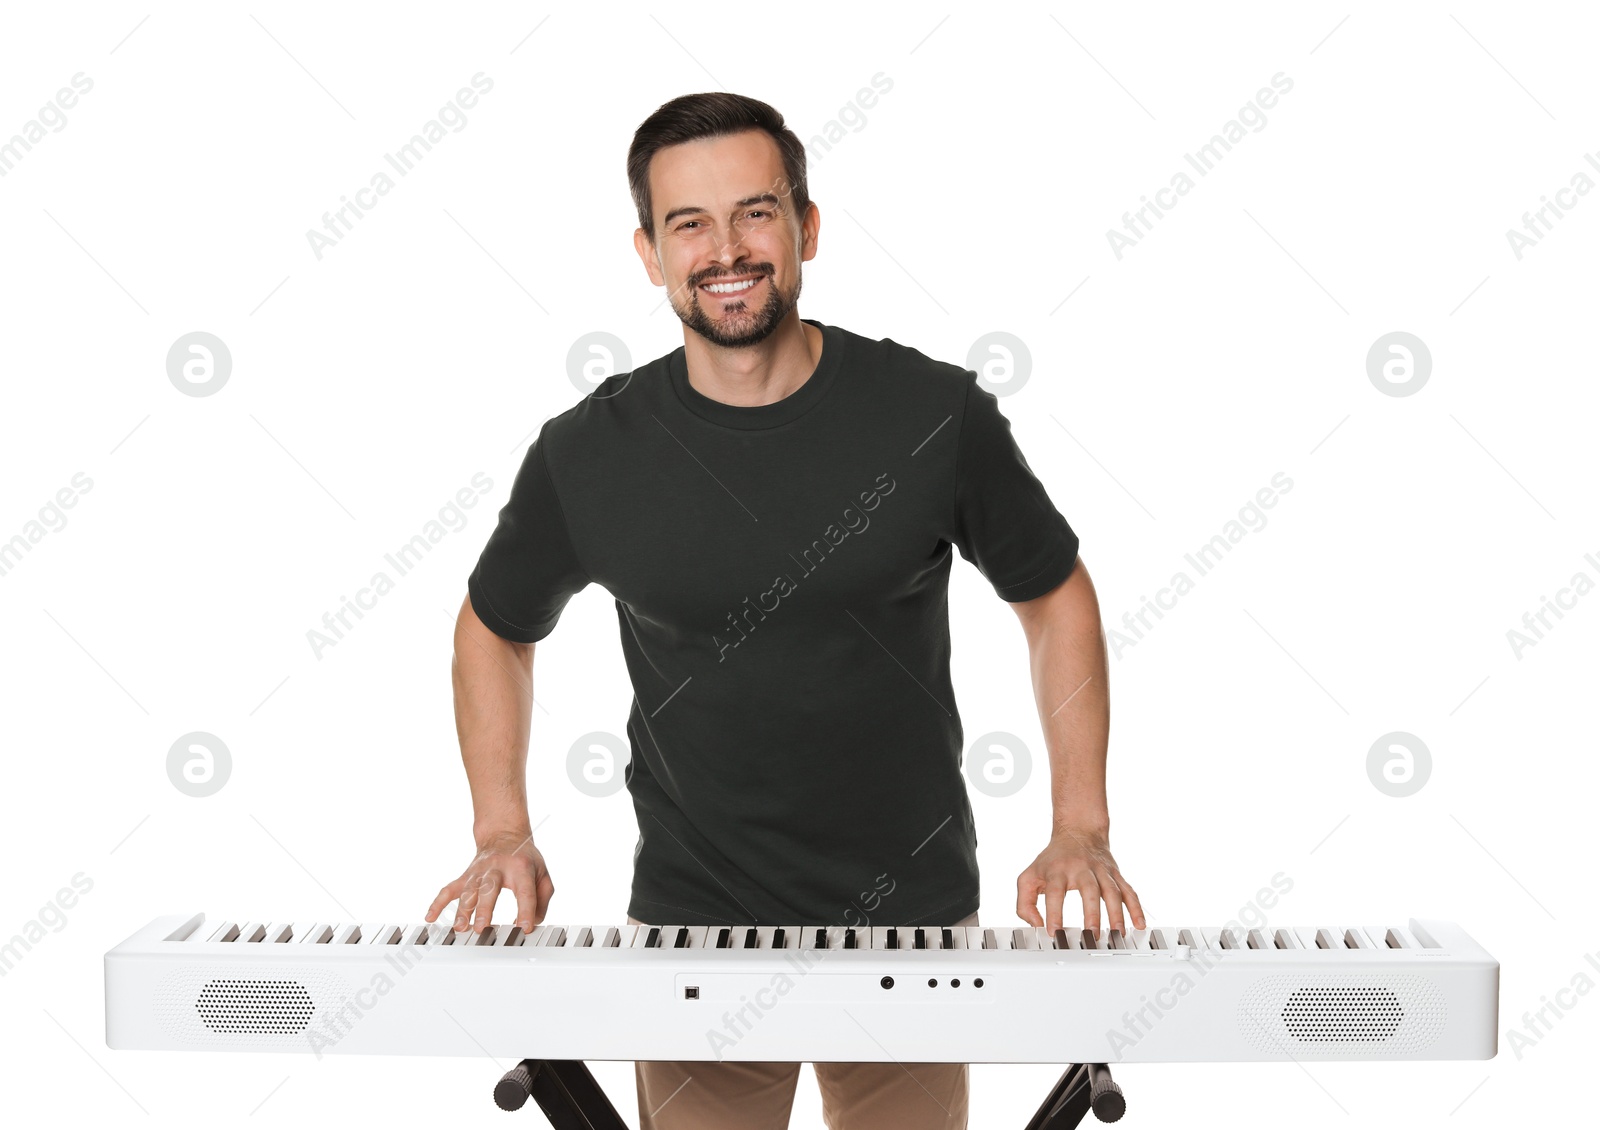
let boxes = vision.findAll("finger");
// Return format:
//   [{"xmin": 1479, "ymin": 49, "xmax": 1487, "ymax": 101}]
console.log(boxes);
[
  {"xmin": 1078, "ymin": 876, "xmax": 1102, "ymax": 935},
  {"xmin": 1096, "ymin": 869, "xmax": 1126, "ymax": 935},
  {"xmin": 1014, "ymin": 873, "xmax": 1043, "ymax": 927},
  {"xmin": 472, "ymin": 870, "xmax": 504, "ymax": 932},
  {"xmin": 534, "ymin": 870, "xmax": 555, "ymax": 924},
  {"xmin": 509, "ymin": 871, "xmax": 538, "ymax": 932},
  {"xmin": 425, "ymin": 878, "xmax": 464, "ymax": 923},
  {"xmin": 1042, "ymin": 873, "xmax": 1071, "ymax": 934},
  {"xmin": 1115, "ymin": 873, "xmax": 1147, "ymax": 930},
  {"xmin": 455, "ymin": 880, "xmax": 480, "ymax": 931}
]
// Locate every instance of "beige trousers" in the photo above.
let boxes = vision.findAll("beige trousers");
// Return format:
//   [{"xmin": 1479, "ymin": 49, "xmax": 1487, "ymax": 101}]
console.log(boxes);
[{"xmin": 629, "ymin": 912, "xmax": 980, "ymax": 1130}]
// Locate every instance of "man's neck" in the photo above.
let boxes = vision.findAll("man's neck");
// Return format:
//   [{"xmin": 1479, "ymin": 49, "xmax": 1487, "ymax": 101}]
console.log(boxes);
[{"xmin": 681, "ymin": 316, "xmax": 823, "ymax": 407}]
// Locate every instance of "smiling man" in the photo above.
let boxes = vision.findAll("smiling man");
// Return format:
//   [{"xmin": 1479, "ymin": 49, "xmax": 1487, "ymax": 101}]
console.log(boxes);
[{"xmin": 431, "ymin": 92, "xmax": 1143, "ymax": 1130}]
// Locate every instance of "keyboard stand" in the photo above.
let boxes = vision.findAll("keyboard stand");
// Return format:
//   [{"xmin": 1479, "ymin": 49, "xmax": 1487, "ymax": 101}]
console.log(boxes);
[
  {"xmin": 493, "ymin": 1056, "xmax": 1124, "ymax": 1128},
  {"xmin": 1025, "ymin": 1062, "xmax": 1125, "ymax": 1127},
  {"xmin": 494, "ymin": 1059, "xmax": 628, "ymax": 1129}
]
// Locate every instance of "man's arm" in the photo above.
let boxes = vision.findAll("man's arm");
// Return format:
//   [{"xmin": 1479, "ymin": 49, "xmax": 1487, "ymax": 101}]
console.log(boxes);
[
  {"xmin": 1010, "ymin": 556, "xmax": 1146, "ymax": 935},
  {"xmin": 424, "ymin": 594, "xmax": 555, "ymax": 934}
]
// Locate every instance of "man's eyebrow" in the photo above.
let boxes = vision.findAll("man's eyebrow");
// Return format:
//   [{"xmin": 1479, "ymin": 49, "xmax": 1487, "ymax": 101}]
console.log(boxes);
[{"xmin": 662, "ymin": 193, "xmax": 781, "ymax": 227}]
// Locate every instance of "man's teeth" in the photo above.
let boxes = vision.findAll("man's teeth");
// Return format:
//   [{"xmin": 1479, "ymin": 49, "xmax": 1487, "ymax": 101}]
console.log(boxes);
[{"xmin": 703, "ymin": 278, "xmax": 760, "ymax": 294}]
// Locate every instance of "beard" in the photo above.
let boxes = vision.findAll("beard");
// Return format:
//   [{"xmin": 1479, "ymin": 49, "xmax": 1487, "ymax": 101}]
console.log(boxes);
[{"xmin": 671, "ymin": 265, "xmax": 803, "ymax": 348}]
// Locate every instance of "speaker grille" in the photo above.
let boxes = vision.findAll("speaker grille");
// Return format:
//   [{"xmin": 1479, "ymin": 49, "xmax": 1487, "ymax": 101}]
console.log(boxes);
[
  {"xmin": 154, "ymin": 964, "xmax": 354, "ymax": 1048},
  {"xmin": 1238, "ymin": 974, "xmax": 1445, "ymax": 1056},
  {"xmin": 196, "ymin": 978, "xmax": 315, "ymax": 1035}
]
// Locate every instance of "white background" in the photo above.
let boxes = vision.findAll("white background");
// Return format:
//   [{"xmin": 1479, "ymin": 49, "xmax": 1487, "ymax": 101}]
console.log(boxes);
[{"xmin": 1, "ymin": 1, "xmax": 1594, "ymax": 1126}]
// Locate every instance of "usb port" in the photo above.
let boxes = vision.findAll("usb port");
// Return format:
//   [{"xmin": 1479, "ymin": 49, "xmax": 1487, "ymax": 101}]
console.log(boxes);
[{"xmin": 684, "ymin": 986, "xmax": 699, "ymax": 999}]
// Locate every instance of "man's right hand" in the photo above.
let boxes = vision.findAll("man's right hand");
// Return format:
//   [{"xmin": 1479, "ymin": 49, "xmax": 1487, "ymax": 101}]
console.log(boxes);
[{"xmin": 425, "ymin": 829, "xmax": 554, "ymax": 934}]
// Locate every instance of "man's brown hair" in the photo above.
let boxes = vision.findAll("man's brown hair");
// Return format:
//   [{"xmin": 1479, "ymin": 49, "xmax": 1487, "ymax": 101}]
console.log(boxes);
[{"xmin": 628, "ymin": 92, "xmax": 811, "ymax": 241}]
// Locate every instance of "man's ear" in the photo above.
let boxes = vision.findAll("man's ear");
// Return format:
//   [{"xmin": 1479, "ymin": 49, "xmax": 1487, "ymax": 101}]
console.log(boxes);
[{"xmin": 633, "ymin": 227, "xmax": 665, "ymax": 287}]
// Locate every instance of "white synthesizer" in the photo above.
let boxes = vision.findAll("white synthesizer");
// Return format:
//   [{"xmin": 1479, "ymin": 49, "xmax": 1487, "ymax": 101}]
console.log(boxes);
[{"xmin": 104, "ymin": 914, "xmax": 1498, "ymax": 1065}]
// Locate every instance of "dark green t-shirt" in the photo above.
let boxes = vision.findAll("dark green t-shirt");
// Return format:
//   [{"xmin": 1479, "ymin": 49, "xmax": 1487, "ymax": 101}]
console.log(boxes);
[{"xmin": 467, "ymin": 318, "xmax": 1079, "ymax": 928}]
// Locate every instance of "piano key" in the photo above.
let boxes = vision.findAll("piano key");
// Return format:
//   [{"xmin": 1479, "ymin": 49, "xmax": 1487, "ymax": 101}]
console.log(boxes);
[
  {"xmin": 770, "ymin": 927, "xmax": 788, "ymax": 949},
  {"xmin": 1053, "ymin": 928, "xmax": 1070, "ymax": 950},
  {"xmin": 367, "ymin": 925, "xmax": 402, "ymax": 946},
  {"xmin": 299, "ymin": 923, "xmax": 334, "ymax": 944},
  {"xmin": 206, "ymin": 920, "xmax": 240, "ymax": 943},
  {"xmin": 398, "ymin": 924, "xmax": 428, "ymax": 946},
  {"xmin": 939, "ymin": 927, "xmax": 953, "ymax": 950},
  {"xmin": 539, "ymin": 926, "xmax": 568, "ymax": 947},
  {"xmin": 631, "ymin": 926, "xmax": 661, "ymax": 949},
  {"xmin": 913, "ymin": 927, "xmax": 927, "ymax": 950},
  {"xmin": 962, "ymin": 926, "xmax": 985, "ymax": 950},
  {"xmin": 1108, "ymin": 929, "xmax": 1129, "ymax": 951},
  {"xmin": 1273, "ymin": 928, "xmax": 1302, "ymax": 949},
  {"xmin": 1217, "ymin": 928, "xmax": 1240, "ymax": 950},
  {"xmin": 982, "ymin": 928, "xmax": 999, "ymax": 950},
  {"xmin": 1126, "ymin": 928, "xmax": 1154, "ymax": 950},
  {"xmin": 262, "ymin": 922, "xmax": 294, "ymax": 943},
  {"xmin": 496, "ymin": 925, "xmax": 523, "ymax": 946},
  {"xmin": 598, "ymin": 926, "xmax": 626, "ymax": 948},
  {"xmin": 236, "ymin": 921, "xmax": 267, "ymax": 943},
  {"xmin": 1384, "ymin": 926, "xmax": 1412, "ymax": 949},
  {"xmin": 1246, "ymin": 928, "xmax": 1271, "ymax": 950},
  {"xmin": 1344, "ymin": 927, "xmax": 1377, "ymax": 949},
  {"xmin": 464, "ymin": 925, "xmax": 498, "ymax": 946},
  {"xmin": 842, "ymin": 927, "xmax": 859, "ymax": 950},
  {"xmin": 872, "ymin": 926, "xmax": 900, "ymax": 950},
  {"xmin": 1147, "ymin": 928, "xmax": 1169, "ymax": 950},
  {"xmin": 564, "ymin": 926, "xmax": 594, "ymax": 948},
  {"xmin": 1314, "ymin": 928, "xmax": 1345, "ymax": 950},
  {"xmin": 1176, "ymin": 928, "xmax": 1205, "ymax": 949},
  {"xmin": 331, "ymin": 924, "xmax": 362, "ymax": 945}
]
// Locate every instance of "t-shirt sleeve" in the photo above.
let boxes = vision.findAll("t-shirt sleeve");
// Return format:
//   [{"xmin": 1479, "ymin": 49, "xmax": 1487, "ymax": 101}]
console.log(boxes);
[
  {"xmin": 951, "ymin": 375, "xmax": 1080, "ymax": 602},
  {"xmin": 467, "ymin": 427, "xmax": 591, "ymax": 643}
]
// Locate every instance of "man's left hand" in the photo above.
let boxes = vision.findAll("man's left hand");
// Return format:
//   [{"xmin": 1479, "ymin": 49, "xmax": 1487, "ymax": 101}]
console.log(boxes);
[{"xmin": 1016, "ymin": 827, "xmax": 1145, "ymax": 934}]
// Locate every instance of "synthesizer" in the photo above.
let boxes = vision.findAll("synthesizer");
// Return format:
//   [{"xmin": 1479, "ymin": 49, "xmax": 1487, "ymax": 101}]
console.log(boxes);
[{"xmin": 104, "ymin": 914, "xmax": 1498, "ymax": 1065}]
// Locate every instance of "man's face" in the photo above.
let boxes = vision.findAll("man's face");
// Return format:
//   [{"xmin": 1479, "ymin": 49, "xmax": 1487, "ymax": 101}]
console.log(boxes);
[{"xmin": 635, "ymin": 129, "xmax": 818, "ymax": 348}]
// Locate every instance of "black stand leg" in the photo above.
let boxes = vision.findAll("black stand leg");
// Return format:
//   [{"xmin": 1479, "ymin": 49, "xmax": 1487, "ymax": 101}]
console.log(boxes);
[
  {"xmin": 494, "ymin": 1059, "xmax": 629, "ymax": 1130},
  {"xmin": 1025, "ymin": 1062, "xmax": 1125, "ymax": 1128}
]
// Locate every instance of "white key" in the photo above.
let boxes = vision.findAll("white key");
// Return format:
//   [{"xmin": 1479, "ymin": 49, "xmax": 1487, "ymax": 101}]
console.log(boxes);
[
  {"xmin": 1273, "ymin": 927, "xmax": 1302, "ymax": 949},
  {"xmin": 332, "ymin": 924, "xmax": 362, "ymax": 945},
  {"xmin": 1314, "ymin": 927, "xmax": 1345, "ymax": 950},
  {"xmin": 963, "ymin": 926, "xmax": 986, "ymax": 950},
  {"xmin": 261, "ymin": 922, "xmax": 294, "ymax": 943},
  {"xmin": 561, "ymin": 926, "xmax": 594, "ymax": 948},
  {"xmin": 206, "ymin": 920, "xmax": 240, "ymax": 943},
  {"xmin": 1344, "ymin": 926, "xmax": 1378, "ymax": 949},
  {"xmin": 299, "ymin": 923, "xmax": 334, "ymax": 944},
  {"xmin": 236, "ymin": 921, "xmax": 267, "ymax": 943},
  {"xmin": 367, "ymin": 925, "xmax": 402, "ymax": 946}
]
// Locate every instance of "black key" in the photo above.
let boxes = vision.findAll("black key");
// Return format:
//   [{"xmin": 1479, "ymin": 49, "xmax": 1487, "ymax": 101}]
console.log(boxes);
[
  {"xmin": 645, "ymin": 927, "xmax": 660, "ymax": 948},
  {"xmin": 745, "ymin": 927, "xmax": 759, "ymax": 949},
  {"xmin": 815, "ymin": 927, "xmax": 828, "ymax": 949},
  {"xmin": 716, "ymin": 927, "xmax": 731, "ymax": 949},
  {"xmin": 772, "ymin": 927, "xmax": 786, "ymax": 949},
  {"xmin": 844, "ymin": 928, "xmax": 857, "ymax": 949},
  {"xmin": 914, "ymin": 928, "xmax": 926, "ymax": 950},
  {"xmin": 1055, "ymin": 928, "xmax": 1069, "ymax": 950},
  {"xmin": 941, "ymin": 927, "xmax": 953, "ymax": 950},
  {"xmin": 886, "ymin": 927, "xmax": 899, "ymax": 950},
  {"xmin": 674, "ymin": 927, "xmax": 690, "ymax": 949}
]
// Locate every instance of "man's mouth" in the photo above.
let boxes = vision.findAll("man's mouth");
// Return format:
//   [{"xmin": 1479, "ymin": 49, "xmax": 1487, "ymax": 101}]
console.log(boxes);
[{"xmin": 699, "ymin": 275, "xmax": 765, "ymax": 297}]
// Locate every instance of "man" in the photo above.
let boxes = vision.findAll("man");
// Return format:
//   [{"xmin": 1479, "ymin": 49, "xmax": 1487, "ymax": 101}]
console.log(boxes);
[{"xmin": 427, "ymin": 92, "xmax": 1144, "ymax": 1130}]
